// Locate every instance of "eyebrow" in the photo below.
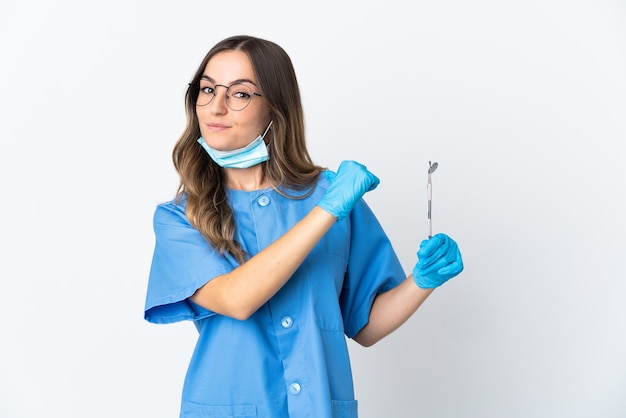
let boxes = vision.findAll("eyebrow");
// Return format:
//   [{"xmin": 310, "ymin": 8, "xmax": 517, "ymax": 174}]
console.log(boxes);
[{"xmin": 200, "ymin": 75, "xmax": 259, "ymax": 87}]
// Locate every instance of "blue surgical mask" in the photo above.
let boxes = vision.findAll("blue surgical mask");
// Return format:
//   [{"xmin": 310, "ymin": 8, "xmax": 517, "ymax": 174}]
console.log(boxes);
[{"xmin": 197, "ymin": 121, "xmax": 273, "ymax": 168}]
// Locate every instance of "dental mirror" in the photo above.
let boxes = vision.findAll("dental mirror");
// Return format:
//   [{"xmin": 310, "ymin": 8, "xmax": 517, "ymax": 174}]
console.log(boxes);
[{"xmin": 427, "ymin": 161, "xmax": 438, "ymax": 238}]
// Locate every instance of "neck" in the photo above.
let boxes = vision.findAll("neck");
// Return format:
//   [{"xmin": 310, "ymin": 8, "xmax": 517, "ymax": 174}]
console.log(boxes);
[{"xmin": 224, "ymin": 165, "xmax": 270, "ymax": 191}]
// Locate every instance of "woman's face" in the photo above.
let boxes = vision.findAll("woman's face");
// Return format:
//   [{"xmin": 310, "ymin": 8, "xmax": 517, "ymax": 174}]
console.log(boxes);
[{"xmin": 196, "ymin": 50, "xmax": 271, "ymax": 151}]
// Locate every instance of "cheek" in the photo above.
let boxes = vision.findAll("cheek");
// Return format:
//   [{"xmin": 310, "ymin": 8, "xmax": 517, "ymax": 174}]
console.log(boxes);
[
  {"xmin": 195, "ymin": 108, "xmax": 211, "ymax": 135},
  {"xmin": 195, "ymin": 105, "xmax": 208, "ymax": 122}
]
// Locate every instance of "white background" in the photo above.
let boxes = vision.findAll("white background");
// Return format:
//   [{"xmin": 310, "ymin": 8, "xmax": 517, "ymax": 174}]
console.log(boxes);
[{"xmin": 1, "ymin": 1, "xmax": 625, "ymax": 417}]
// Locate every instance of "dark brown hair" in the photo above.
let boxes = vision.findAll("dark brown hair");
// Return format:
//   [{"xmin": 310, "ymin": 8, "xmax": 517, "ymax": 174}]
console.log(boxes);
[{"xmin": 172, "ymin": 35, "xmax": 323, "ymax": 264}]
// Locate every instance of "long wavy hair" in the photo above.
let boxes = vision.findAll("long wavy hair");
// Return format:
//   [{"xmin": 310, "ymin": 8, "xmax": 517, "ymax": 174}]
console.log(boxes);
[{"xmin": 172, "ymin": 35, "xmax": 323, "ymax": 264}]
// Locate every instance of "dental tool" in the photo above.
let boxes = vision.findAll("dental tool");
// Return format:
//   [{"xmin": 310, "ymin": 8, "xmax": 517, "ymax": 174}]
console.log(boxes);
[{"xmin": 427, "ymin": 161, "xmax": 438, "ymax": 238}]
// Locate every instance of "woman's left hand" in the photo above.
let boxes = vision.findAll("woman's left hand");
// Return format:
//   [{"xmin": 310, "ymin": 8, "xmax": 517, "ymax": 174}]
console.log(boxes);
[{"xmin": 412, "ymin": 233, "xmax": 464, "ymax": 289}]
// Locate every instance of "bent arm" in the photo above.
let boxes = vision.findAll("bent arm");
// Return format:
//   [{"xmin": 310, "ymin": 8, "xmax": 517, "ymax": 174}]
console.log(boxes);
[
  {"xmin": 190, "ymin": 206, "xmax": 336, "ymax": 320},
  {"xmin": 354, "ymin": 232, "xmax": 464, "ymax": 346},
  {"xmin": 353, "ymin": 275, "xmax": 434, "ymax": 347}
]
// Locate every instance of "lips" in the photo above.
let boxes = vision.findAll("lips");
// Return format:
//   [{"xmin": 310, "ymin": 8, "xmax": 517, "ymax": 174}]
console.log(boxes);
[{"xmin": 206, "ymin": 123, "xmax": 230, "ymax": 132}]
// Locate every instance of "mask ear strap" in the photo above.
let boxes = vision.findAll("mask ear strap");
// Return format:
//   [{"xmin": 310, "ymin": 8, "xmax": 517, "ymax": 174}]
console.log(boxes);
[{"xmin": 261, "ymin": 120, "xmax": 273, "ymax": 139}]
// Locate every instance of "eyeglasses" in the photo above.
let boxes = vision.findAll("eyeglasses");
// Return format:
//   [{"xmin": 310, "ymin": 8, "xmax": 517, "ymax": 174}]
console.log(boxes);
[{"xmin": 195, "ymin": 82, "xmax": 263, "ymax": 111}]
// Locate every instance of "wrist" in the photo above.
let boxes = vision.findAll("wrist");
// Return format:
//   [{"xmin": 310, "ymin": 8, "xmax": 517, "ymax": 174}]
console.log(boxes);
[{"xmin": 412, "ymin": 267, "xmax": 441, "ymax": 289}]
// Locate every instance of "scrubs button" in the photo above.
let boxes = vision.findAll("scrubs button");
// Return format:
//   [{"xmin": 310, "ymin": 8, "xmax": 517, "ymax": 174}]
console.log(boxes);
[
  {"xmin": 289, "ymin": 383, "xmax": 301, "ymax": 395},
  {"xmin": 281, "ymin": 316, "xmax": 294, "ymax": 329},
  {"xmin": 257, "ymin": 195, "xmax": 270, "ymax": 207}
]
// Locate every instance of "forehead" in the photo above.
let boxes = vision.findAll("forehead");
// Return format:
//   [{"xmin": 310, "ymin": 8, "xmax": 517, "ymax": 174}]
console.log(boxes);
[{"xmin": 203, "ymin": 50, "xmax": 256, "ymax": 84}]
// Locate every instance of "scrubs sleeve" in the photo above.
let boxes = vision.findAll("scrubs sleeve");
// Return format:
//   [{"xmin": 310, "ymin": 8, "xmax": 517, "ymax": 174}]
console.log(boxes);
[
  {"xmin": 340, "ymin": 199, "xmax": 406, "ymax": 338},
  {"xmin": 144, "ymin": 201, "xmax": 234, "ymax": 324}
]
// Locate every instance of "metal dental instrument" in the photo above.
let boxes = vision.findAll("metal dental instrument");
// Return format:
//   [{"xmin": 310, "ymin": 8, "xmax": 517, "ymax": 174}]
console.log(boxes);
[{"xmin": 427, "ymin": 161, "xmax": 438, "ymax": 238}]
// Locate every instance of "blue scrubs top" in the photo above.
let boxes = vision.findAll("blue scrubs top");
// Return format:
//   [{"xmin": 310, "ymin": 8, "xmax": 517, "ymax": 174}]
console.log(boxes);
[{"xmin": 145, "ymin": 174, "xmax": 406, "ymax": 418}]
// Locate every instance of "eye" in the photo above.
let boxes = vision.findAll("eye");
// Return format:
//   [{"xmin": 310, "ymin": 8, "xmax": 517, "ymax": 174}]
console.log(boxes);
[
  {"xmin": 228, "ymin": 83, "xmax": 253, "ymax": 100},
  {"xmin": 200, "ymin": 85, "xmax": 215, "ymax": 95},
  {"xmin": 232, "ymin": 91, "xmax": 250, "ymax": 99}
]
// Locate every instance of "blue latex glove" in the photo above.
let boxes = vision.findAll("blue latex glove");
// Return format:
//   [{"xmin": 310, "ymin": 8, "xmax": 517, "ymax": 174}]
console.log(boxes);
[
  {"xmin": 413, "ymin": 233, "xmax": 464, "ymax": 289},
  {"xmin": 317, "ymin": 160, "xmax": 380, "ymax": 221}
]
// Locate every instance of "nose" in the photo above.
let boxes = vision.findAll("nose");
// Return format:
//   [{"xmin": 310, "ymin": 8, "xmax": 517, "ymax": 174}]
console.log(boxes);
[{"xmin": 208, "ymin": 85, "xmax": 229, "ymax": 114}]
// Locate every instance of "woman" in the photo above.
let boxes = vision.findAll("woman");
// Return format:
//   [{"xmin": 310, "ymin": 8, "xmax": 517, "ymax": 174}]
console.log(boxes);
[{"xmin": 144, "ymin": 35, "xmax": 463, "ymax": 418}]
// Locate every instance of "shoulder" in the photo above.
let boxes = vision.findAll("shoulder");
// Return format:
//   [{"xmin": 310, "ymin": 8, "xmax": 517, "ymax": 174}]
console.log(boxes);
[
  {"xmin": 315, "ymin": 170, "xmax": 332, "ymax": 191},
  {"xmin": 153, "ymin": 194, "xmax": 188, "ymax": 224}
]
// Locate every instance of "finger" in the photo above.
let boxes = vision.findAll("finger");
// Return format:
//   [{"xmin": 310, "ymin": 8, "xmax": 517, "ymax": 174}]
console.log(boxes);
[
  {"xmin": 417, "ymin": 234, "xmax": 455, "ymax": 258},
  {"xmin": 416, "ymin": 254, "xmax": 451, "ymax": 276},
  {"xmin": 438, "ymin": 260, "xmax": 463, "ymax": 276},
  {"xmin": 417, "ymin": 236, "xmax": 451, "ymax": 268},
  {"xmin": 417, "ymin": 236, "xmax": 438, "ymax": 257},
  {"xmin": 366, "ymin": 173, "xmax": 380, "ymax": 191}
]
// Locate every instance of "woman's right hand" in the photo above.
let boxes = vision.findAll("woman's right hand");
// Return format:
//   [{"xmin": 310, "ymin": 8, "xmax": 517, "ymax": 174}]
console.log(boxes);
[{"xmin": 316, "ymin": 160, "xmax": 380, "ymax": 221}]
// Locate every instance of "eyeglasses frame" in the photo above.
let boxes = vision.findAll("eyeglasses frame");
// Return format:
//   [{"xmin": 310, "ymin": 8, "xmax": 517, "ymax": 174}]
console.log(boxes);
[{"xmin": 192, "ymin": 82, "xmax": 263, "ymax": 111}]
